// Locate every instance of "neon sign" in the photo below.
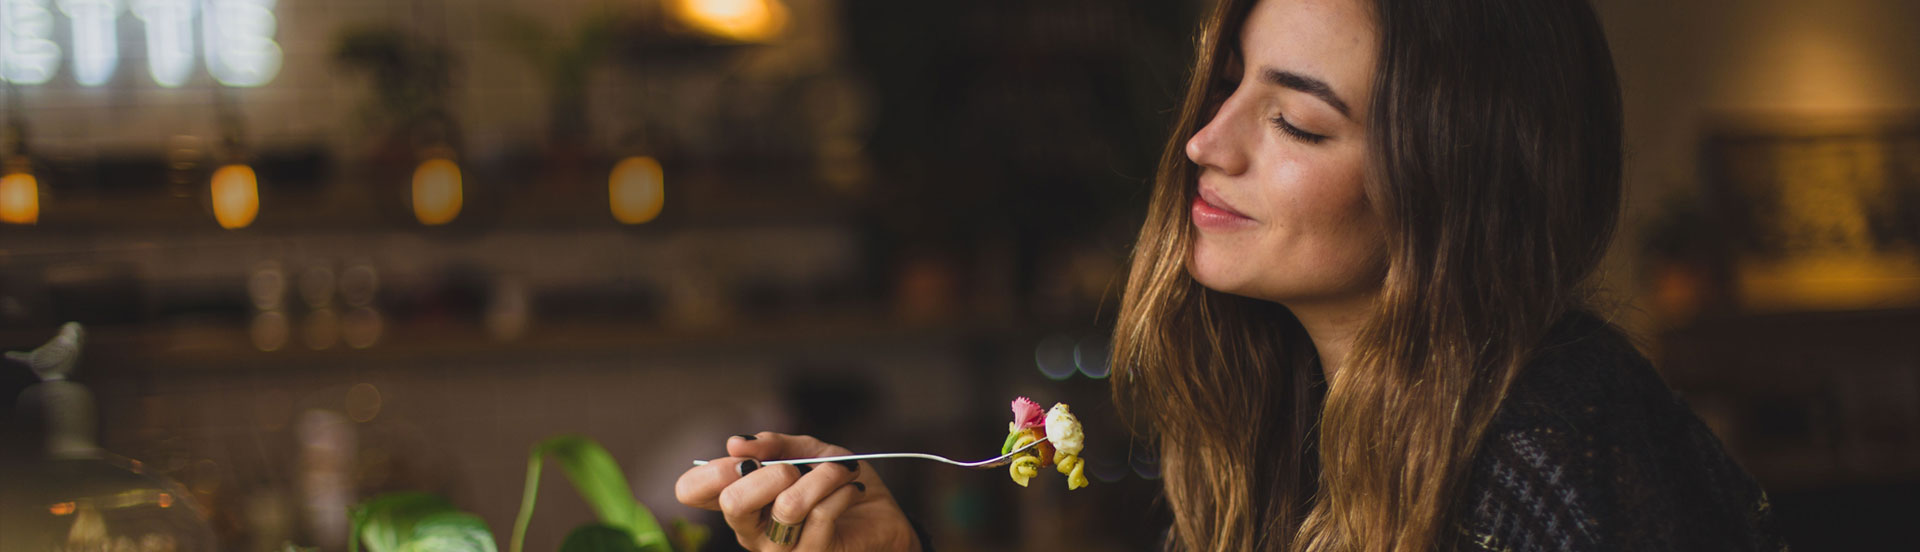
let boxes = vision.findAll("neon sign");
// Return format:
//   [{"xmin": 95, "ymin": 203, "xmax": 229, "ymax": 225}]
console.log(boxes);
[
  {"xmin": 59, "ymin": 1, "xmax": 120, "ymax": 86},
  {"xmin": 132, "ymin": 0, "xmax": 196, "ymax": 87},
  {"xmin": 1, "ymin": 0, "xmax": 279, "ymax": 87},
  {"xmin": 1, "ymin": 0, "xmax": 60, "ymax": 85},
  {"xmin": 202, "ymin": 0, "xmax": 278, "ymax": 87}
]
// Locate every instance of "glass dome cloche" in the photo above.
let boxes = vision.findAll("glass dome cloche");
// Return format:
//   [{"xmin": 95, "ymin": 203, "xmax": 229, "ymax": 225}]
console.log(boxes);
[{"xmin": 1, "ymin": 322, "xmax": 218, "ymax": 552}]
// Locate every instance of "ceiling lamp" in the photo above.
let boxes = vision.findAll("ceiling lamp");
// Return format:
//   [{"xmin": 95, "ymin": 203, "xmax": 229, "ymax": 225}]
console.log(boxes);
[
  {"xmin": 410, "ymin": 154, "xmax": 462, "ymax": 226},
  {"xmin": 0, "ymin": 164, "xmax": 37, "ymax": 225},
  {"xmin": 609, "ymin": 155, "xmax": 664, "ymax": 224},
  {"xmin": 670, "ymin": 0, "xmax": 788, "ymax": 42},
  {"xmin": 209, "ymin": 164, "xmax": 259, "ymax": 229}
]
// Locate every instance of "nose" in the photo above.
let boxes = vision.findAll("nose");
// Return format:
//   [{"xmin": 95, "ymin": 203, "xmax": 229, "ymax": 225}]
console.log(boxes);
[{"xmin": 1185, "ymin": 94, "xmax": 1249, "ymax": 176}]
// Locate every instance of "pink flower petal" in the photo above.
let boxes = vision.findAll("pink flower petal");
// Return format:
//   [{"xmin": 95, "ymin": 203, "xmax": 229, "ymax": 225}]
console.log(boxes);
[{"xmin": 1011, "ymin": 397, "xmax": 1045, "ymax": 429}]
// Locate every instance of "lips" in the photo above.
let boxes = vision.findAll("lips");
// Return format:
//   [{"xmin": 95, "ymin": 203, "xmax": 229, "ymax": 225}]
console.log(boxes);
[{"xmin": 1192, "ymin": 185, "xmax": 1256, "ymax": 230}]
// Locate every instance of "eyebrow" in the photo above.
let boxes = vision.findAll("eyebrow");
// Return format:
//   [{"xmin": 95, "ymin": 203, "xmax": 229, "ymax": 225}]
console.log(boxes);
[{"xmin": 1261, "ymin": 67, "xmax": 1352, "ymax": 119}]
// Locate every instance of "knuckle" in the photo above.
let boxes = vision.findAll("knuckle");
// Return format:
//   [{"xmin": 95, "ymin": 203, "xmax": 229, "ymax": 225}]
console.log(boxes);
[
  {"xmin": 771, "ymin": 491, "xmax": 810, "ymax": 521},
  {"xmin": 717, "ymin": 483, "xmax": 746, "ymax": 513}
]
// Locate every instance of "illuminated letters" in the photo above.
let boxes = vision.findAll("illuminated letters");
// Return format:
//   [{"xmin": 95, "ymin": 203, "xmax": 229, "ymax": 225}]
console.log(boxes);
[
  {"xmin": 202, "ymin": 0, "xmax": 278, "ymax": 87},
  {"xmin": 1, "ymin": 0, "xmax": 60, "ymax": 84},
  {"xmin": 58, "ymin": 0, "xmax": 120, "ymax": 86},
  {"xmin": 132, "ymin": 0, "xmax": 194, "ymax": 87},
  {"xmin": 3, "ymin": 0, "xmax": 279, "ymax": 87}
]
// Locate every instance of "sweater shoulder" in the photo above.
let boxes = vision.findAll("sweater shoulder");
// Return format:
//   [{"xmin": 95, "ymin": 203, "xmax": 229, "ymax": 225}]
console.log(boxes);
[{"xmin": 1452, "ymin": 314, "xmax": 1785, "ymax": 551}]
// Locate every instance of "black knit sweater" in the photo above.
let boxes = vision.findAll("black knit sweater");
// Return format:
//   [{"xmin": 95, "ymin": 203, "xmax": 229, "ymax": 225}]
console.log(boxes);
[{"xmin": 1449, "ymin": 315, "xmax": 1786, "ymax": 551}]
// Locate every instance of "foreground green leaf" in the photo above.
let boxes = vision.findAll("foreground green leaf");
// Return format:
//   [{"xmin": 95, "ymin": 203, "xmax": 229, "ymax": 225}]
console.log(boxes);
[
  {"xmin": 558, "ymin": 524, "xmax": 646, "ymax": 552},
  {"xmin": 350, "ymin": 493, "xmax": 495, "ymax": 552},
  {"xmin": 670, "ymin": 519, "xmax": 710, "ymax": 552},
  {"xmin": 511, "ymin": 435, "xmax": 670, "ymax": 552}
]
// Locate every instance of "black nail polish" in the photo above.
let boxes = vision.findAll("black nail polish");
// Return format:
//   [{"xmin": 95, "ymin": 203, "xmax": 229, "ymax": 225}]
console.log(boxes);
[
  {"xmin": 851, "ymin": 482, "xmax": 867, "ymax": 492},
  {"xmin": 835, "ymin": 460, "xmax": 860, "ymax": 472},
  {"xmin": 733, "ymin": 434, "xmax": 758, "ymax": 441},
  {"xmin": 736, "ymin": 459, "xmax": 762, "ymax": 477}
]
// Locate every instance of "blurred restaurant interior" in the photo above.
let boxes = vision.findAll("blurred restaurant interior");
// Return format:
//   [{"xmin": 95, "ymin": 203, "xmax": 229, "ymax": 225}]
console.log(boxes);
[{"xmin": 1, "ymin": 0, "xmax": 1918, "ymax": 550}]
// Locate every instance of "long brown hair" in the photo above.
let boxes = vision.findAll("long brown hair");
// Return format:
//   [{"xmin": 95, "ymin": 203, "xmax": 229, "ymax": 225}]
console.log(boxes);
[{"xmin": 1110, "ymin": 0, "xmax": 1624, "ymax": 550}]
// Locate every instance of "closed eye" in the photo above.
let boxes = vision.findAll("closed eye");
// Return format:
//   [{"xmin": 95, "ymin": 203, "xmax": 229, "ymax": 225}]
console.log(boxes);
[{"xmin": 1270, "ymin": 115, "xmax": 1328, "ymax": 144}]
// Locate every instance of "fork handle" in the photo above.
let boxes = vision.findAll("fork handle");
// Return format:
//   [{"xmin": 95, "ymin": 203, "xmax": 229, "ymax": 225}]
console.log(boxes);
[
  {"xmin": 688, "ymin": 440, "xmax": 1041, "ymax": 468},
  {"xmin": 690, "ymin": 452, "xmax": 943, "ymax": 467}
]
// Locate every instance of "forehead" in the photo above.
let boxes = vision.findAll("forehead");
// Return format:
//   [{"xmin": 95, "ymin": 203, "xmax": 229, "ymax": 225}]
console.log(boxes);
[{"xmin": 1238, "ymin": 0, "xmax": 1377, "ymax": 109}]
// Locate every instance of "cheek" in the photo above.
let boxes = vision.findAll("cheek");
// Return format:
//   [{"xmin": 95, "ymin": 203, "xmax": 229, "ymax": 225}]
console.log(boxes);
[
  {"xmin": 1276, "ymin": 158, "xmax": 1367, "ymax": 227},
  {"xmin": 1291, "ymin": 163, "xmax": 1385, "ymax": 281},
  {"xmin": 1253, "ymin": 157, "xmax": 1384, "ymax": 296},
  {"xmin": 1187, "ymin": 151, "xmax": 1382, "ymax": 302}
]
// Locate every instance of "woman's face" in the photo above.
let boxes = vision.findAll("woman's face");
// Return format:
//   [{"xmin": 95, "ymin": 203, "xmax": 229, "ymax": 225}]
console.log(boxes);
[{"xmin": 1186, "ymin": 0, "xmax": 1385, "ymax": 308}]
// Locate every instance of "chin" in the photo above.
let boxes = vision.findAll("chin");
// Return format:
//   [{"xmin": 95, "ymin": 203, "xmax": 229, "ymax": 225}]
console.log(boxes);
[{"xmin": 1187, "ymin": 243, "xmax": 1259, "ymax": 299}]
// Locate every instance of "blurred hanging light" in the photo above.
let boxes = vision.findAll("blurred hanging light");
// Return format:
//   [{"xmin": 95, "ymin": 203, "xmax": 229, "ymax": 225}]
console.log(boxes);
[
  {"xmin": 609, "ymin": 155, "xmax": 664, "ymax": 224},
  {"xmin": 410, "ymin": 155, "xmax": 462, "ymax": 226},
  {"xmin": 1, "ymin": 105, "xmax": 35, "ymax": 224},
  {"xmin": 209, "ymin": 163, "xmax": 258, "ymax": 229},
  {"xmin": 670, "ymin": 0, "xmax": 788, "ymax": 42},
  {"xmin": 0, "ymin": 165, "xmax": 37, "ymax": 225}
]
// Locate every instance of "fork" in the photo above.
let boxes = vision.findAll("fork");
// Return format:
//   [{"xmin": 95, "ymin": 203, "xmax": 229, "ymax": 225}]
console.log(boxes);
[{"xmin": 691, "ymin": 439, "xmax": 1044, "ymax": 469}]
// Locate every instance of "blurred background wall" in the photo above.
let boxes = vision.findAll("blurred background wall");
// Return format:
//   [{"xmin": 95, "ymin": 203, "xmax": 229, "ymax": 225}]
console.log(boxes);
[
  {"xmin": 0, "ymin": 0, "xmax": 1915, "ymax": 550},
  {"xmin": 1601, "ymin": 1, "xmax": 1920, "ymax": 548}
]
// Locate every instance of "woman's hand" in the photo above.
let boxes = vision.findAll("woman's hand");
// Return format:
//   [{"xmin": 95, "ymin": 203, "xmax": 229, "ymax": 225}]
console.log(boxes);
[{"xmin": 675, "ymin": 432, "xmax": 922, "ymax": 552}]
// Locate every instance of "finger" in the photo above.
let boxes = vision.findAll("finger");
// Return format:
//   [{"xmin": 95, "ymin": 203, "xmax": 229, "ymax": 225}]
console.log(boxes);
[
  {"xmin": 769, "ymin": 460, "xmax": 862, "ymax": 529},
  {"xmin": 728, "ymin": 432, "xmax": 850, "ymax": 461},
  {"xmin": 718, "ymin": 462, "xmax": 801, "ymax": 546},
  {"xmin": 794, "ymin": 481, "xmax": 865, "ymax": 550},
  {"xmin": 675, "ymin": 457, "xmax": 756, "ymax": 510}
]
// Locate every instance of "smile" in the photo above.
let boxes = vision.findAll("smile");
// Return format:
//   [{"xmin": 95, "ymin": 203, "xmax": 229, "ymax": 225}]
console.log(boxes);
[{"xmin": 1192, "ymin": 186, "xmax": 1256, "ymax": 230}]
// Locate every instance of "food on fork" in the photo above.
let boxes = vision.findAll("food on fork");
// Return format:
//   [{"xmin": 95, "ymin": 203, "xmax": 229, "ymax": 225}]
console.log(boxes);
[{"xmin": 1001, "ymin": 397, "xmax": 1088, "ymax": 490}]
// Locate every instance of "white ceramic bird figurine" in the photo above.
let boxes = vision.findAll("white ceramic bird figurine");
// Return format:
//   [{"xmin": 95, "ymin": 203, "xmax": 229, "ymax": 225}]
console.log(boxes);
[{"xmin": 5, "ymin": 321, "xmax": 83, "ymax": 381}]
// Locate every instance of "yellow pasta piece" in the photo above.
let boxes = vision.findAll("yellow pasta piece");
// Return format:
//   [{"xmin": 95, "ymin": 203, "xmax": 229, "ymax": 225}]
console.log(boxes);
[
  {"xmin": 1009, "ymin": 455, "xmax": 1041, "ymax": 487},
  {"xmin": 1062, "ymin": 457, "xmax": 1088, "ymax": 490}
]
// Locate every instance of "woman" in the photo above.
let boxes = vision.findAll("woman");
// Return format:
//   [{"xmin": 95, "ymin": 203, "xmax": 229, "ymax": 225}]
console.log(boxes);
[{"xmin": 675, "ymin": 0, "xmax": 1783, "ymax": 550}]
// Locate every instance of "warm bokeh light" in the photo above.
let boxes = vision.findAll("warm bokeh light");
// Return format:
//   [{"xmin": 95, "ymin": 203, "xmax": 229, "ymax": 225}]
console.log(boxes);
[
  {"xmin": 345, "ymin": 383, "xmax": 382, "ymax": 423},
  {"xmin": 671, "ymin": 0, "xmax": 788, "ymax": 42},
  {"xmin": 0, "ymin": 171, "xmax": 39, "ymax": 224},
  {"xmin": 609, "ymin": 155, "xmax": 665, "ymax": 224},
  {"xmin": 251, "ymin": 310, "xmax": 289, "ymax": 352},
  {"xmin": 411, "ymin": 157, "xmax": 462, "ymax": 226},
  {"xmin": 342, "ymin": 306, "xmax": 383, "ymax": 349},
  {"xmin": 1735, "ymin": 252, "xmax": 1920, "ymax": 312},
  {"xmin": 210, "ymin": 164, "xmax": 260, "ymax": 229},
  {"xmin": 49, "ymin": 502, "xmax": 76, "ymax": 516}
]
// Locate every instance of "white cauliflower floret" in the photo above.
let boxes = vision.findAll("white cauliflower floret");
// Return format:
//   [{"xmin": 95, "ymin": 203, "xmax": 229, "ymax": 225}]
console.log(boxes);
[{"xmin": 1044, "ymin": 403, "xmax": 1083, "ymax": 457}]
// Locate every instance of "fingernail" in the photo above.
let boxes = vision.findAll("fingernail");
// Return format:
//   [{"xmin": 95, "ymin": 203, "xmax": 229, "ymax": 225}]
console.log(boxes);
[
  {"xmin": 850, "ymin": 481, "xmax": 867, "ymax": 492},
  {"xmin": 732, "ymin": 434, "xmax": 758, "ymax": 441},
  {"xmin": 736, "ymin": 459, "xmax": 762, "ymax": 477},
  {"xmin": 835, "ymin": 460, "xmax": 860, "ymax": 473}
]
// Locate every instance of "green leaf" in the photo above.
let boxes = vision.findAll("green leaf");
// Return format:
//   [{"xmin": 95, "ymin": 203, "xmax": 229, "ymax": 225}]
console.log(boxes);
[
  {"xmin": 350, "ymin": 493, "xmax": 495, "ymax": 552},
  {"xmin": 511, "ymin": 435, "xmax": 671, "ymax": 552},
  {"xmin": 407, "ymin": 512, "xmax": 497, "ymax": 552},
  {"xmin": 558, "ymin": 524, "xmax": 645, "ymax": 552},
  {"xmin": 670, "ymin": 519, "xmax": 711, "ymax": 552}
]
